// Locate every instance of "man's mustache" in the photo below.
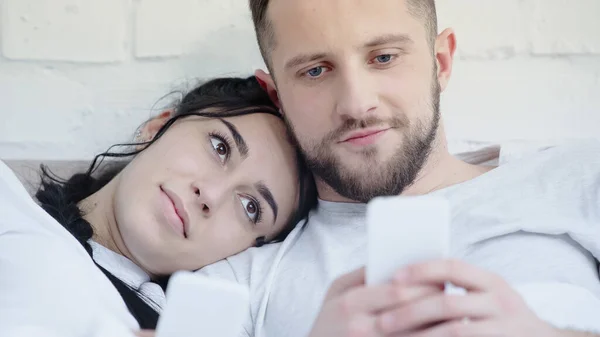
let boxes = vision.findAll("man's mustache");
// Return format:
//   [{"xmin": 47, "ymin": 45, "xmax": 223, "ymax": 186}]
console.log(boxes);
[{"xmin": 325, "ymin": 116, "xmax": 408, "ymax": 143}]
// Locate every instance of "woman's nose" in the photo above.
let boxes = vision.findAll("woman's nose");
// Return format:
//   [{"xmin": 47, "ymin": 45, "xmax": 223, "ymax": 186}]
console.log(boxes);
[
  {"xmin": 191, "ymin": 182, "xmax": 227, "ymax": 217},
  {"xmin": 193, "ymin": 186, "xmax": 211, "ymax": 215}
]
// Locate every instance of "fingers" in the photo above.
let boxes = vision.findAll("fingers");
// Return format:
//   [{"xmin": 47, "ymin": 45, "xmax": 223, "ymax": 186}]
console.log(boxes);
[
  {"xmin": 404, "ymin": 319, "xmax": 497, "ymax": 337},
  {"xmin": 342, "ymin": 315, "xmax": 385, "ymax": 337},
  {"xmin": 378, "ymin": 293, "xmax": 500, "ymax": 334},
  {"xmin": 327, "ymin": 267, "xmax": 366, "ymax": 297},
  {"xmin": 396, "ymin": 259, "xmax": 507, "ymax": 292},
  {"xmin": 343, "ymin": 284, "xmax": 442, "ymax": 314}
]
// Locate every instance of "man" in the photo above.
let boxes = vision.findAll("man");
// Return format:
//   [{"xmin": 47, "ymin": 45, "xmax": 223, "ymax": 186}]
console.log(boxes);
[{"xmin": 198, "ymin": 0, "xmax": 600, "ymax": 336}]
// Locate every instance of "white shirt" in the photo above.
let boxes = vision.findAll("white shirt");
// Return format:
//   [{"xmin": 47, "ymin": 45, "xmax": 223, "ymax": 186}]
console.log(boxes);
[
  {"xmin": 198, "ymin": 141, "xmax": 600, "ymax": 337},
  {"xmin": 0, "ymin": 160, "xmax": 139, "ymax": 337},
  {"xmin": 90, "ymin": 241, "xmax": 166, "ymax": 311}
]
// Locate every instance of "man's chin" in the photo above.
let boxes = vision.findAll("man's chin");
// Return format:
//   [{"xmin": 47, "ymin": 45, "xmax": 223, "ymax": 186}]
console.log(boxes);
[
  {"xmin": 337, "ymin": 151, "xmax": 392, "ymax": 170},
  {"xmin": 336, "ymin": 162, "xmax": 389, "ymax": 184}
]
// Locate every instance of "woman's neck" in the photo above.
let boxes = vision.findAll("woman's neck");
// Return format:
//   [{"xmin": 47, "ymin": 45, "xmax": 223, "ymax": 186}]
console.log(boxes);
[{"xmin": 79, "ymin": 177, "xmax": 135, "ymax": 265}]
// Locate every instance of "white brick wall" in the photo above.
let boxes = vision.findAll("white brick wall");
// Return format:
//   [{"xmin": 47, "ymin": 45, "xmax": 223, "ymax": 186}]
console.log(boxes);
[
  {"xmin": 0, "ymin": 0, "xmax": 599, "ymax": 160},
  {"xmin": 2, "ymin": 0, "xmax": 129, "ymax": 62}
]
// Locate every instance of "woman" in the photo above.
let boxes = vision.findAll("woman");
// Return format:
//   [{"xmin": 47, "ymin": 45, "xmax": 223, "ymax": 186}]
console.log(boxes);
[{"xmin": 0, "ymin": 76, "xmax": 316, "ymax": 336}]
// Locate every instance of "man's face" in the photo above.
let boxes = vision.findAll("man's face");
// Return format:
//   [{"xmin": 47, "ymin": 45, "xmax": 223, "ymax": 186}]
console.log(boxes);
[{"xmin": 262, "ymin": 0, "xmax": 444, "ymax": 202}]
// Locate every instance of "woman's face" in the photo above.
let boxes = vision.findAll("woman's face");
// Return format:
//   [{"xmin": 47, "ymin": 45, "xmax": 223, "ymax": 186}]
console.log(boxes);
[{"xmin": 112, "ymin": 113, "xmax": 300, "ymax": 275}]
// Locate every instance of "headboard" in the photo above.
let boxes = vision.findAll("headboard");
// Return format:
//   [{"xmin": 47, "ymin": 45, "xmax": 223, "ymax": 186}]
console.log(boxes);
[
  {"xmin": 5, "ymin": 160, "xmax": 90, "ymax": 196},
  {"xmin": 4, "ymin": 144, "xmax": 500, "ymax": 196}
]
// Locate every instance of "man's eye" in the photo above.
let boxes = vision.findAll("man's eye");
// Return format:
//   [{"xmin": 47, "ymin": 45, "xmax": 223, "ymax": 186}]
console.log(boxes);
[
  {"xmin": 374, "ymin": 54, "xmax": 393, "ymax": 64},
  {"xmin": 306, "ymin": 66, "xmax": 325, "ymax": 78}
]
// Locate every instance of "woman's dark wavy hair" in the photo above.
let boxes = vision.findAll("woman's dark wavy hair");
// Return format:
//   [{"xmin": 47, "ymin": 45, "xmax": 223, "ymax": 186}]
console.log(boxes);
[{"xmin": 34, "ymin": 76, "xmax": 317, "ymax": 329}]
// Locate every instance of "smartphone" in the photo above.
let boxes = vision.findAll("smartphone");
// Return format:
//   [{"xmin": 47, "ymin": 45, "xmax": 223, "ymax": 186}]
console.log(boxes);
[
  {"xmin": 366, "ymin": 195, "xmax": 451, "ymax": 285},
  {"xmin": 155, "ymin": 271, "xmax": 250, "ymax": 337}
]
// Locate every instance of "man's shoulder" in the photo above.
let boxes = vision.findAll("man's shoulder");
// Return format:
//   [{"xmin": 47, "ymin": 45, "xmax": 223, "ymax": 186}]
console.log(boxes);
[
  {"xmin": 510, "ymin": 140, "xmax": 600, "ymax": 167},
  {"xmin": 197, "ymin": 241, "xmax": 284, "ymax": 284},
  {"xmin": 495, "ymin": 140, "xmax": 600, "ymax": 182},
  {"xmin": 196, "ymin": 215, "xmax": 318, "ymax": 291},
  {"xmin": 446, "ymin": 140, "xmax": 600, "ymax": 200},
  {"xmin": 196, "ymin": 216, "xmax": 314, "ymax": 284}
]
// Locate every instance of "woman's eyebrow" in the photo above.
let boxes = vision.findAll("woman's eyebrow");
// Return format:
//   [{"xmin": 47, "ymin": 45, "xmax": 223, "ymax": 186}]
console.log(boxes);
[
  {"xmin": 218, "ymin": 119, "xmax": 278, "ymax": 222},
  {"xmin": 255, "ymin": 181, "xmax": 278, "ymax": 224},
  {"xmin": 219, "ymin": 119, "xmax": 249, "ymax": 159}
]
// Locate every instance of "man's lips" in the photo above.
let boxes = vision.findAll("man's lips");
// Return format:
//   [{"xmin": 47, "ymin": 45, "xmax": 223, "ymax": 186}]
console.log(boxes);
[{"xmin": 339, "ymin": 128, "xmax": 391, "ymax": 145}]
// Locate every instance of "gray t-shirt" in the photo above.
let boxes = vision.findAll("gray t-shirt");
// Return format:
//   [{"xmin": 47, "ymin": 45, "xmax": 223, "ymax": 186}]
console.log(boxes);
[{"xmin": 198, "ymin": 142, "xmax": 600, "ymax": 337}]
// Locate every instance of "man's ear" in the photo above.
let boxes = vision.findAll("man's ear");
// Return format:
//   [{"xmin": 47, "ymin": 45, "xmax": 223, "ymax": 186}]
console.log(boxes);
[
  {"xmin": 434, "ymin": 28, "xmax": 457, "ymax": 93},
  {"xmin": 255, "ymin": 69, "xmax": 282, "ymax": 109},
  {"xmin": 137, "ymin": 110, "xmax": 174, "ymax": 143}
]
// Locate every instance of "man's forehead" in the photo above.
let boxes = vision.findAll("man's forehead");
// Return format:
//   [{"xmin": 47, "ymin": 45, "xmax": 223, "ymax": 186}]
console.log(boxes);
[
  {"xmin": 228, "ymin": 113, "xmax": 280, "ymax": 137},
  {"xmin": 268, "ymin": 0, "xmax": 410, "ymax": 15},
  {"xmin": 234, "ymin": 114, "xmax": 290, "ymax": 150},
  {"xmin": 267, "ymin": 0, "xmax": 419, "ymax": 58}
]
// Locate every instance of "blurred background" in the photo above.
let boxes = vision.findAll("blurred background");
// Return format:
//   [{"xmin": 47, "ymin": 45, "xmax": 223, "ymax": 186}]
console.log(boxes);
[{"xmin": 0, "ymin": 0, "xmax": 598, "ymax": 160}]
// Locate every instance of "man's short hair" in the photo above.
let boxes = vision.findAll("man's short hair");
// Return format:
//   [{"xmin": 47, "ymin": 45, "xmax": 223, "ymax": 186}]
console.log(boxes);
[{"xmin": 249, "ymin": 0, "xmax": 438, "ymax": 67}]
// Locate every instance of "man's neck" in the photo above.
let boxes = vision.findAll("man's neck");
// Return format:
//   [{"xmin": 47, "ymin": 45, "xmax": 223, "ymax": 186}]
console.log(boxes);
[{"xmin": 400, "ymin": 150, "xmax": 491, "ymax": 196}]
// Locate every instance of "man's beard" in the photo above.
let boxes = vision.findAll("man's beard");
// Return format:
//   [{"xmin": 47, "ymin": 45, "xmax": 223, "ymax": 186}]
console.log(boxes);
[{"xmin": 286, "ymin": 81, "xmax": 441, "ymax": 203}]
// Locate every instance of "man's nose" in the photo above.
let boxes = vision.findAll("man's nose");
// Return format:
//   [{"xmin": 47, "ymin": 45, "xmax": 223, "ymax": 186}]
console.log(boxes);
[{"xmin": 334, "ymin": 69, "xmax": 379, "ymax": 121}]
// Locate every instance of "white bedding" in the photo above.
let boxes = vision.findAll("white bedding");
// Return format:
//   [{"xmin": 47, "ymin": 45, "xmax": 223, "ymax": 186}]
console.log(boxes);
[{"xmin": 0, "ymin": 159, "xmax": 138, "ymax": 337}]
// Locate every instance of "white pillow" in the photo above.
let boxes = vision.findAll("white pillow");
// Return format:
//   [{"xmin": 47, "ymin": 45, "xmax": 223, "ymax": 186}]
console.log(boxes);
[{"xmin": 450, "ymin": 138, "xmax": 599, "ymax": 166}]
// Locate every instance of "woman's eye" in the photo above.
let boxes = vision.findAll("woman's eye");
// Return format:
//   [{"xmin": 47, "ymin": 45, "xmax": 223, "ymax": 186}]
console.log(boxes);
[
  {"xmin": 210, "ymin": 137, "xmax": 229, "ymax": 162},
  {"xmin": 240, "ymin": 196, "xmax": 259, "ymax": 223}
]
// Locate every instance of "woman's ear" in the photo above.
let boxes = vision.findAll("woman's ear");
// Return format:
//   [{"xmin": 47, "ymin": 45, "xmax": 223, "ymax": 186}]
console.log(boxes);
[{"xmin": 136, "ymin": 110, "xmax": 174, "ymax": 144}]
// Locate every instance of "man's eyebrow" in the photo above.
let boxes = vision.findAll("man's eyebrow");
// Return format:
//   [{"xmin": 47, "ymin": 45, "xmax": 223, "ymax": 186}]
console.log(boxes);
[
  {"xmin": 219, "ymin": 119, "xmax": 248, "ymax": 159},
  {"xmin": 284, "ymin": 52, "xmax": 328, "ymax": 71},
  {"xmin": 255, "ymin": 181, "xmax": 278, "ymax": 224},
  {"xmin": 283, "ymin": 34, "xmax": 412, "ymax": 71},
  {"xmin": 363, "ymin": 33, "xmax": 414, "ymax": 48}
]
